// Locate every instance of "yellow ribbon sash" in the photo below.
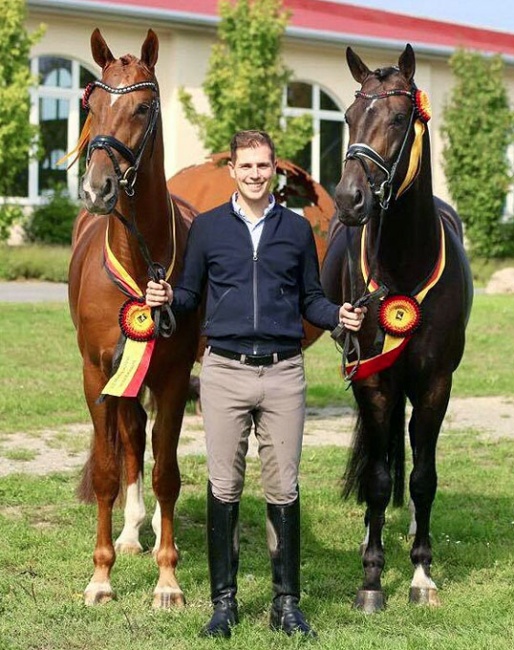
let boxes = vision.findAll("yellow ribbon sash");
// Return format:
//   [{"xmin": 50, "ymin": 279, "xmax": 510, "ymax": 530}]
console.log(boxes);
[
  {"xmin": 344, "ymin": 218, "xmax": 446, "ymax": 381},
  {"xmin": 101, "ymin": 227, "xmax": 168, "ymax": 399}
]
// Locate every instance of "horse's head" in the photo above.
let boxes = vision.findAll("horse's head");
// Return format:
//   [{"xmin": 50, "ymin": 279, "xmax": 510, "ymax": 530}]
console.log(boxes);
[
  {"xmin": 334, "ymin": 44, "xmax": 430, "ymax": 226},
  {"xmin": 80, "ymin": 29, "xmax": 160, "ymax": 214}
]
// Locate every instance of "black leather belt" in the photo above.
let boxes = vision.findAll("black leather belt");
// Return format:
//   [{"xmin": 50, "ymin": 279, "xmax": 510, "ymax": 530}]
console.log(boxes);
[{"xmin": 209, "ymin": 347, "xmax": 301, "ymax": 367}]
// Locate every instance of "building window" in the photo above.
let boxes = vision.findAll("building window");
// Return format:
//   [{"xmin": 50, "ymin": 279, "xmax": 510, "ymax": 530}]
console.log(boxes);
[
  {"xmin": 282, "ymin": 81, "xmax": 347, "ymax": 199},
  {"xmin": 22, "ymin": 56, "xmax": 97, "ymax": 203}
]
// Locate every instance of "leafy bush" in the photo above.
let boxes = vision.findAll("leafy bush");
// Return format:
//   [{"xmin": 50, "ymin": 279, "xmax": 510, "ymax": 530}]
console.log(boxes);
[
  {"xmin": 0, "ymin": 204, "xmax": 24, "ymax": 242},
  {"xmin": 25, "ymin": 184, "xmax": 78, "ymax": 245},
  {"xmin": 442, "ymin": 50, "xmax": 514, "ymax": 258}
]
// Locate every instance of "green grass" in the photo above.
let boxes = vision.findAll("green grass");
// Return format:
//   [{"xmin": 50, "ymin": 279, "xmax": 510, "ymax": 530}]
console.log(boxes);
[
  {"xmin": 0, "ymin": 273, "xmax": 513, "ymax": 648},
  {"xmin": 0, "ymin": 303, "xmax": 85, "ymax": 433},
  {"xmin": 0, "ymin": 432, "xmax": 513, "ymax": 649},
  {"xmin": 0, "ymin": 244, "xmax": 70, "ymax": 282},
  {"xmin": 0, "ymin": 295, "xmax": 513, "ymax": 432}
]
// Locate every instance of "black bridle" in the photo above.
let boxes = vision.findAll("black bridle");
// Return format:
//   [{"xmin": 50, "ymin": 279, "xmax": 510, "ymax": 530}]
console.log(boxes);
[
  {"xmin": 335, "ymin": 87, "xmax": 422, "ymax": 379},
  {"xmin": 82, "ymin": 79, "xmax": 175, "ymax": 338},
  {"xmin": 83, "ymin": 80, "xmax": 160, "ymax": 197},
  {"xmin": 344, "ymin": 88, "xmax": 417, "ymax": 211}
]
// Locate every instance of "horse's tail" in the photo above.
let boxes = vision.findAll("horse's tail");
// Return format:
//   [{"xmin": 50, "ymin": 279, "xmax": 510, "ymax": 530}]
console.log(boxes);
[
  {"xmin": 342, "ymin": 395, "xmax": 406, "ymax": 507},
  {"xmin": 76, "ymin": 398, "xmax": 125, "ymax": 503}
]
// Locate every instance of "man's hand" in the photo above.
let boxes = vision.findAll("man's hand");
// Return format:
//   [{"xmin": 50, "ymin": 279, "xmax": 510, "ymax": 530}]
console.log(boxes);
[
  {"xmin": 146, "ymin": 279, "xmax": 173, "ymax": 307},
  {"xmin": 338, "ymin": 302, "xmax": 366, "ymax": 332}
]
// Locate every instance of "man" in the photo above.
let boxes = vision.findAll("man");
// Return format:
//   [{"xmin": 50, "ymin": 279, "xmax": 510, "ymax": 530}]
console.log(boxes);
[{"xmin": 146, "ymin": 130, "xmax": 365, "ymax": 638}]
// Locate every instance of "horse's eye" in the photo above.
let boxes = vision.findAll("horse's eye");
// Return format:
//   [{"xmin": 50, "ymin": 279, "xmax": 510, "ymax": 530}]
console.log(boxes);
[
  {"xmin": 391, "ymin": 113, "xmax": 407, "ymax": 127},
  {"xmin": 344, "ymin": 112, "xmax": 351, "ymax": 127},
  {"xmin": 135, "ymin": 103, "xmax": 150, "ymax": 116}
]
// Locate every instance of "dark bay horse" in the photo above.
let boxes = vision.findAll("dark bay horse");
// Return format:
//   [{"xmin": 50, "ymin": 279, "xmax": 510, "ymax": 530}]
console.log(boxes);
[
  {"xmin": 68, "ymin": 29, "xmax": 200, "ymax": 607},
  {"xmin": 321, "ymin": 45, "xmax": 473, "ymax": 611}
]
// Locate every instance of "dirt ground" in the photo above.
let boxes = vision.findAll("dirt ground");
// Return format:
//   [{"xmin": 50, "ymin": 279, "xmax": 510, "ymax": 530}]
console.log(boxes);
[{"xmin": 1, "ymin": 396, "xmax": 513, "ymax": 477}]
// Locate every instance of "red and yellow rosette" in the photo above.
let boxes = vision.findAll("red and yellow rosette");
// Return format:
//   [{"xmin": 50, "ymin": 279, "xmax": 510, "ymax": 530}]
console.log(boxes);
[
  {"xmin": 119, "ymin": 299, "xmax": 155, "ymax": 342},
  {"xmin": 414, "ymin": 89, "xmax": 431, "ymax": 123},
  {"xmin": 379, "ymin": 295, "xmax": 422, "ymax": 338}
]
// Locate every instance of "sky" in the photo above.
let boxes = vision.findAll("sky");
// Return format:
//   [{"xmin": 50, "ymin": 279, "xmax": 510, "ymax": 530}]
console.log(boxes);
[{"xmin": 337, "ymin": 0, "xmax": 514, "ymax": 34}]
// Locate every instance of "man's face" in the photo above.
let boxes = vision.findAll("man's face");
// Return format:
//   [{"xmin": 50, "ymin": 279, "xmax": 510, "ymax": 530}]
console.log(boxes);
[{"xmin": 228, "ymin": 144, "xmax": 276, "ymax": 206}]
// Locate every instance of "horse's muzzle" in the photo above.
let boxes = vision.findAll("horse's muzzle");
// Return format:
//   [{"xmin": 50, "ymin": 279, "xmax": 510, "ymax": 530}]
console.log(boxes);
[
  {"xmin": 80, "ymin": 173, "xmax": 118, "ymax": 215},
  {"xmin": 336, "ymin": 208, "xmax": 371, "ymax": 227}
]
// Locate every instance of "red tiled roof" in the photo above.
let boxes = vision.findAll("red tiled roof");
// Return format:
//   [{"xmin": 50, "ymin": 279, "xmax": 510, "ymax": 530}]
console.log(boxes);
[
  {"xmin": 33, "ymin": 0, "xmax": 514, "ymax": 58},
  {"xmin": 288, "ymin": 0, "xmax": 514, "ymax": 56}
]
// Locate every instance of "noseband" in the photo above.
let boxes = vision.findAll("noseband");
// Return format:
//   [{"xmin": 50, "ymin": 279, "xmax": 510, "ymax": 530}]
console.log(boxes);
[
  {"xmin": 344, "ymin": 88, "xmax": 418, "ymax": 211},
  {"xmin": 82, "ymin": 80, "xmax": 160, "ymax": 197}
]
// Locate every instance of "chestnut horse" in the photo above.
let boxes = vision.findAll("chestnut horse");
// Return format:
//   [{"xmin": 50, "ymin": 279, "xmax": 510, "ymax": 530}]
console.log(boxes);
[
  {"xmin": 321, "ymin": 45, "xmax": 473, "ymax": 611},
  {"xmin": 68, "ymin": 29, "xmax": 200, "ymax": 607}
]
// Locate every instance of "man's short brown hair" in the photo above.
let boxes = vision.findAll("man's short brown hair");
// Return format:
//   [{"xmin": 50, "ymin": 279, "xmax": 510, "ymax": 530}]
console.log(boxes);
[{"xmin": 230, "ymin": 130, "xmax": 276, "ymax": 163}]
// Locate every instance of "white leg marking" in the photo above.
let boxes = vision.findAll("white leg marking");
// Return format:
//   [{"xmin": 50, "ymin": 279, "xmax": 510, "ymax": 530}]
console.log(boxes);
[
  {"xmin": 411, "ymin": 564, "xmax": 437, "ymax": 590},
  {"xmin": 151, "ymin": 501, "xmax": 161, "ymax": 554},
  {"xmin": 115, "ymin": 474, "xmax": 145, "ymax": 552}
]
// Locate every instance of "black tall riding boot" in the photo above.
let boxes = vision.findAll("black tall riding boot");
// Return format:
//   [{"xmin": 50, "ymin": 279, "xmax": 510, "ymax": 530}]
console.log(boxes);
[
  {"xmin": 200, "ymin": 482, "xmax": 240, "ymax": 638},
  {"xmin": 267, "ymin": 497, "xmax": 317, "ymax": 637}
]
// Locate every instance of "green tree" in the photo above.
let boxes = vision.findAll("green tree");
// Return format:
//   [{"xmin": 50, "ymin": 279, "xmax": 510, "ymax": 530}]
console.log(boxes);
[
  {"xmin": 179, "ymin": 0, "xmax": 312, "ymax": 160},
  {"xmin": 0, "ymin": 0, "xmax": 43, "ymax": 239},
  {"xmin": 441, "ymin": 49, "xmax": 514, "ymax": 258}
]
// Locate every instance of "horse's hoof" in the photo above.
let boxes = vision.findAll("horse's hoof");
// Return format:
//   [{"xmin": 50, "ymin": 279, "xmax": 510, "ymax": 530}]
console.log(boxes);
[
  {"xmin": 354, "ymin": 589, "xmax": 385, "ymax": 613},
  {"xmin": 409, "ymin": 587, "xmax": 440, "ymax": 606},
  {"xmin": 115, "ymin": 541, "xmax": 143, "ymax": 555},
  {"xmin": 84, "ymin": 585, "xmax": 115, "ymax": 606},
  {"xmin": 152, "ymin": 587, "xmax": 186, "ymax": 609}
]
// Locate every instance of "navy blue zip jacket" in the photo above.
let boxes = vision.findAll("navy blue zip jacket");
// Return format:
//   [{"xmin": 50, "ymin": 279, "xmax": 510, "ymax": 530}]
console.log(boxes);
[{"xmin": 171, "ymin": 201, "xmax": 340, "ymax": 355}]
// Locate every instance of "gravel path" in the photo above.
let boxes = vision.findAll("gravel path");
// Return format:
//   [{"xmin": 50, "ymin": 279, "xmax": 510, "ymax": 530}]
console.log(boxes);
[
  {"xmin": 0, "ymin": 281, "xmax": 68, "ymax": 302},
  {"xmin": 0, "ymin": 396, "xmax": 512, "ymax": 477}
]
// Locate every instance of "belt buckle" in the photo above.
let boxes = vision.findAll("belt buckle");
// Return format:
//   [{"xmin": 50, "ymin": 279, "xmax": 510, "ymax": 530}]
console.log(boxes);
[{"xmin": 246, "ymin": 354, "xmax": 270, "ymax": 366}]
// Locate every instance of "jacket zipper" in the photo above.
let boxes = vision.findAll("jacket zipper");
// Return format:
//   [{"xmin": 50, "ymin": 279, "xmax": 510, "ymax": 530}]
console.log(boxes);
[{"xmin": 253, "ymin": 248, "xmax": 258, "ymax": 354}]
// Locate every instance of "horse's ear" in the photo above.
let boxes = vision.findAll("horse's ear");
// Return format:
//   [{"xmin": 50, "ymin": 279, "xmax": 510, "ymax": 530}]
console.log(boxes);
[
  {"xmin": 346, "ymin": 47, "xmax": 371, "ymax": 84},
  {"xmin": 398, "ymin": 44, "xmax": 416, "ymax": 84},
  {"xmin": 141, "ymin": 30, "xmax": 159, "ymax": 70},
  {"xmin": 90, "ymin": 28, "xmax": 115, "ymax": 69}
]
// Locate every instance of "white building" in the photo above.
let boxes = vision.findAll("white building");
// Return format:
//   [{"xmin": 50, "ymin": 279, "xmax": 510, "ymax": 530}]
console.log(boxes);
[{"xmin": 22, "ymin": 0, "xmax": 514, "ymax": 208}]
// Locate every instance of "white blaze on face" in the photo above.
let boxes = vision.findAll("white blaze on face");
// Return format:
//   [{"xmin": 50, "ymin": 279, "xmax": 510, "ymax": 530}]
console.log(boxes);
[
  {"xmin": 366, "ymin": 98, "xmax": 377, "ymax": 112},
  {"xmin": 110, "ymin": 83, "xmax": 125, "ymax": 106},
  {"xmin": 82, "ymin": 161, "xmax": 98, "ymax": 203}
]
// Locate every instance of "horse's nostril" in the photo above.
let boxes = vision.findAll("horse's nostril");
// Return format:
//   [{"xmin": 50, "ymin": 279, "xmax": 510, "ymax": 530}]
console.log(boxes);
[
  {"xmin": 354, "ymin": 189, "xmax": 364, "ymax": 210},
  {"xmin": 103, "ymin": 177, "xmax": 114, "ymax": 200}
]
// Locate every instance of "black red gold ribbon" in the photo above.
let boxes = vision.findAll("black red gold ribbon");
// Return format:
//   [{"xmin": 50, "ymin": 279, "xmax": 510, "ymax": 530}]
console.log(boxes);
[{"xmin": 344, "ymin": 218, "xmax": 445, "ymax": 381}]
